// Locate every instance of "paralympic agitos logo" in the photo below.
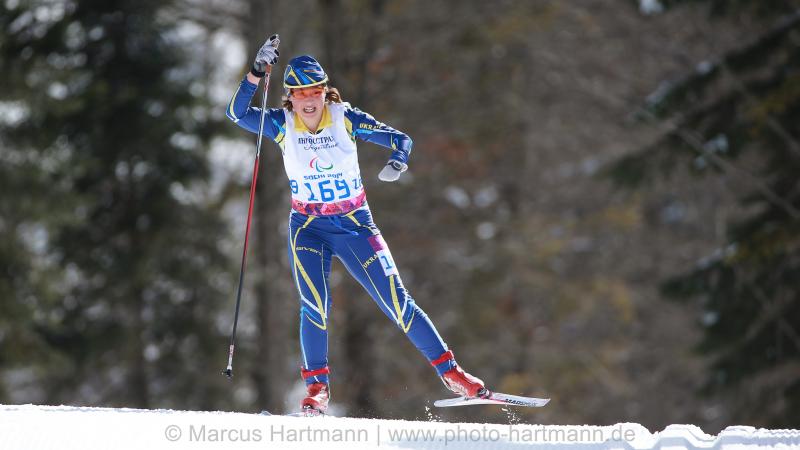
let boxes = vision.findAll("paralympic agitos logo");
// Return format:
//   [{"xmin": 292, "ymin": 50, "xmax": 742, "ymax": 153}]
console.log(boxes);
[{"xmin": 309, "ymin": 156, "xmax": 334, "ymax": 173}]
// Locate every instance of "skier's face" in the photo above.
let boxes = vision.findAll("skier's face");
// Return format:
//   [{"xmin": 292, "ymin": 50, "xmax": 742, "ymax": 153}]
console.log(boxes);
[{"xmin": 289, "ymin": 86, "xmax": 326, "ymax": 122}]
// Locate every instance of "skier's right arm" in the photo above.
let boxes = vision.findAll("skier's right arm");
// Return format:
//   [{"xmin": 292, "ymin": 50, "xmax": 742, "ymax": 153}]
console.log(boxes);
[
  {"xmin": 225, "ymin": 76, "xmax": 284, "ymax": 140},
  {"xmin": 226, "ymin": 34, "xmax": 284, "ymax": 140}
]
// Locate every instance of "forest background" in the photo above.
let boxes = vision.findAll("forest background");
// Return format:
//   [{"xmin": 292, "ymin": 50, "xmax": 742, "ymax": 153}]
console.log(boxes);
[{"xmin": 1, "ymin": 0, "xmax": 799, "ymax": 432}]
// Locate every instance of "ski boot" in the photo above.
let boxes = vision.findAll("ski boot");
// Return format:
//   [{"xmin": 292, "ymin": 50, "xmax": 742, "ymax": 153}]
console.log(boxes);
[
  {"xmin": 434, "ymin": 351, "xmax": 490, "ymax": 398},
  {"xmin": 301, "ymin": 382, "xmax": 329, "ymax": 416}
]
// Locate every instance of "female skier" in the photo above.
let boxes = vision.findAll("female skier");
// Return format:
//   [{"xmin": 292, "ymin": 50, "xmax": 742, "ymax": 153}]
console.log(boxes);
[{"xmin": 226, "ymin": 35, "xmax": 486, "ymax": 415}]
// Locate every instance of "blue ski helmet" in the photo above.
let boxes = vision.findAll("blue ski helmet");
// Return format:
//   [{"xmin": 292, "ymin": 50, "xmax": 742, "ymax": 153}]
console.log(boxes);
[{"xmin": 283, "ymin": 55, "xmax": 328, "ymax": 89}]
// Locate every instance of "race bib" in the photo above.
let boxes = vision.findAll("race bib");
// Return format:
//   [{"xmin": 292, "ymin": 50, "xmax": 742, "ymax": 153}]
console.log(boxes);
[{"xmin": 368, "ymin": 235, "xmax": 399, "ymax": 276}]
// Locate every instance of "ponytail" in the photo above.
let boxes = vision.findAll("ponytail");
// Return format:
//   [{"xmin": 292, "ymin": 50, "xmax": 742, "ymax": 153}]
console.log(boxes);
[{"xmin": 325, "ymin": 87, "xmax": 342, "ymax": 104}]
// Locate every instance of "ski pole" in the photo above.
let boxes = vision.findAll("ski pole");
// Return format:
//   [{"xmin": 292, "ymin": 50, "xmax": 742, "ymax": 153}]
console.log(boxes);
[{"xmin": 223, "ymin": 63, "xmax": 274, "ymax": 379}]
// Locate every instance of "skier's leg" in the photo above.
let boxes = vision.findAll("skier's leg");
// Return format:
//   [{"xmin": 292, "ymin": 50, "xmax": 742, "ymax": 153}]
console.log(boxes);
[
  {"xmin": 288, "ymin": 214, "xmax": 333, "ymax": 386},
  {"xmin": 331, "ymin": 209, "xmax": 487, "ymax": 397},
  {"xmin": 333, "ymin": 226, "xmax": 457, "ymax": 375}
]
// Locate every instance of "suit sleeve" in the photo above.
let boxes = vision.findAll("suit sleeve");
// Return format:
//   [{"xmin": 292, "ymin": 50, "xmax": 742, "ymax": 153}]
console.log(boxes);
[
  {"xmin": 343, "ymin": 106, "xmax": 412, "ymax": 164},
  {"xmin": 225, "ymin": 75, "xmax": 285, "ymax": 144}
]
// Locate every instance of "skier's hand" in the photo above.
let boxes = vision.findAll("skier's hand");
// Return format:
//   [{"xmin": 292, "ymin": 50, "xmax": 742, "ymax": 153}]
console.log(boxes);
[
  {"xmin": 378, "ymin": 160, "xmax": 407, "ymax": 182},
  {"xmin": 251, "ymin": 34, "xmax": 280, "ymax": 77}
]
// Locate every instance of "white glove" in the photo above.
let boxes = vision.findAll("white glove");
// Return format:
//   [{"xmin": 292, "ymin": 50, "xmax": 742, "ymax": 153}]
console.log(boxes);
[
  {"xmin": 378, "ymin": 160, "xmax": 407, "ymax": 182},
  {"xmin": 252, "ymin": 34, "xmax": 280, "ymax": 76}
]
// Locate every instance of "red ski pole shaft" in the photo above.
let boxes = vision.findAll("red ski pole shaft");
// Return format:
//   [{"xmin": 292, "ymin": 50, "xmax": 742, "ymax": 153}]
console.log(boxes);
[{"xmin": 224, "ymin": 64, "xmax": 273, "ymax": 379}]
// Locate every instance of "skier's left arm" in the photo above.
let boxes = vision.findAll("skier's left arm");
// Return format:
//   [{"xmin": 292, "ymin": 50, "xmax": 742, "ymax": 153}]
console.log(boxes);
[{"xmin": 344, "ymin": 107, "xmax": 411, "ymax": 182}]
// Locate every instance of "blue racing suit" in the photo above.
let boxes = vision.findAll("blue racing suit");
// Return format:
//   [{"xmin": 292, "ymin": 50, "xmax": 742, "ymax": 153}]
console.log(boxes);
[{"xmin": 227, "ymin": 75, "xmax": 457, "ymax": 385}]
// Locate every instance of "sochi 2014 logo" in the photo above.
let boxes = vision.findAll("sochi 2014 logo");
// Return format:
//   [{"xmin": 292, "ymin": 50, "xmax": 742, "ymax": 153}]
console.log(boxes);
[{"xmin": 309, "ymin": 156, "xmax": 334, "ymax": 173}]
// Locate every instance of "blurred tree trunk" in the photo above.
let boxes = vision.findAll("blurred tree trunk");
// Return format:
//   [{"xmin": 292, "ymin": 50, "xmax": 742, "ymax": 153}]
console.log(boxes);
[
  {"xmin": 318, "ymin": 0, "xmax": 367, "ymax": 415},
  {"xmin": 318, "ymin": 0, "xmax": 386, "ymax": 416},
  {"xmin": 242, "ymin": 0, "xmax": 292, "ymax": 412},
  {"xmin": 129, "ymin": 283, "xmax": 150, "ymax": 408},
  {"xmin": 320, "ymin": 0, "xmax": 342, "ymax": 73},
  {"xmin": 352, "ymin": 0, "xmax": 385, "ymax": 107}
]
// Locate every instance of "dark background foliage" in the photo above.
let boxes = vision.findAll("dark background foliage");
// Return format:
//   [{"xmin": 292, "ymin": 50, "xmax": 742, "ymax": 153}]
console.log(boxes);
[{"xmin": 1, "ymin": 0, "xmax": 797, "ymax": 431}]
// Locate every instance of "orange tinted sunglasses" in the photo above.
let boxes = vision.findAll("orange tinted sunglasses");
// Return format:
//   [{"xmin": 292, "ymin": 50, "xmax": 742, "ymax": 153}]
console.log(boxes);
[{"xmin": 290, "ymin": 86, "xmax": 325, "ymax": 99}]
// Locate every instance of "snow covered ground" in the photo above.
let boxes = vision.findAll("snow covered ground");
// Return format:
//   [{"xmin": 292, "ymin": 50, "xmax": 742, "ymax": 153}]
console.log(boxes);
[{"xmin": 1, "ymin": 404, "xmax": 798, "ymax": 449}]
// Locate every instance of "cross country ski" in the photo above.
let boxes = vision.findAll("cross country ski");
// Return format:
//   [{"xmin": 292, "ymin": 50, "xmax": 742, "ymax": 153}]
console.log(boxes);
[{"xmin": 434, "ymin": 391, "xmax": 550, "ymax": 408}]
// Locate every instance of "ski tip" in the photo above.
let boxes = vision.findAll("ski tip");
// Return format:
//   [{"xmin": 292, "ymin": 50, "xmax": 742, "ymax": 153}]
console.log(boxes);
[{"xmin": 433, "ymin": 396, "xmax": 466, "ymax": 407}]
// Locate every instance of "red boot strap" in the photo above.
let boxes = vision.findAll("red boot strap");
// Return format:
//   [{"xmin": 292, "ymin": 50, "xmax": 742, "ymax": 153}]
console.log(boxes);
[
  {"xmin": 430, "ymin": 350, "xmax": 455, "ymax": 367},
  {"xmin": 301, "ymin": 366, "xmax": 330, "ymax": 379}
]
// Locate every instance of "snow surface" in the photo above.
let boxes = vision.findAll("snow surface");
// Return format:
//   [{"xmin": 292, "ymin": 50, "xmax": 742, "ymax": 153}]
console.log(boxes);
[{"xmin": 1, "ymin": 404, "xmax": 798, "ymax": 450}]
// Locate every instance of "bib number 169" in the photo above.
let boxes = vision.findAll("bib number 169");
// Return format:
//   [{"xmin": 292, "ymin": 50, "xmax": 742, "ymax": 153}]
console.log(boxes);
[{"xmin": 290, "ymin": 178, "xmax": 361, "ymax": 202}]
